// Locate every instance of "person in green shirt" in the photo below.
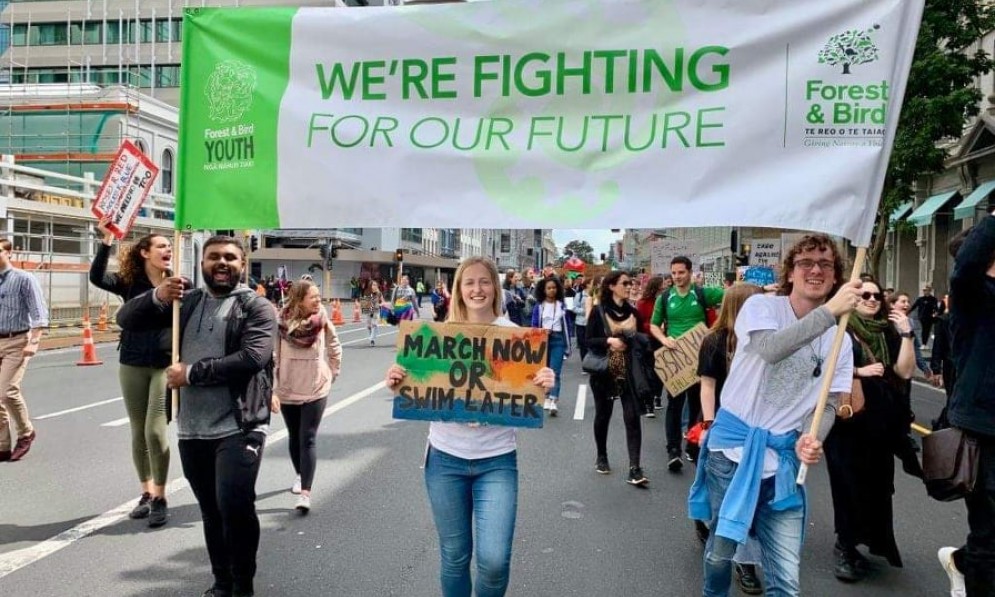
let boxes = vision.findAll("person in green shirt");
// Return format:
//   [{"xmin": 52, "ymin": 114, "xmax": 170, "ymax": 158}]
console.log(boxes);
[{"xmin": 649, "ymin": 256, "xmax": 724, "ymax": 471}]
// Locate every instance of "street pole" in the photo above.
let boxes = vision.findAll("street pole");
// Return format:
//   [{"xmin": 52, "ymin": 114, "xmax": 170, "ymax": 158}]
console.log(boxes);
[
  {"xmin": 323, "ymin": 239, "xmax": 332, "ymax": 303},
  {"xmin": 243, "ymin": 230, "xmax": 251, "ymax": 285}
]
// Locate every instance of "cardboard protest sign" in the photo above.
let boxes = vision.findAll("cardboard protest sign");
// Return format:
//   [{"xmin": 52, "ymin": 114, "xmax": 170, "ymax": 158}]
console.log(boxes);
[
  {"xmin": 654, "ymin": 323, "xmax": 709, "ymax": 396},
  {"xmin": 743, "ymin": 266, "xmax": 777, "ymax": 287},
  {"xmin": 392, "ymin": 320, "xmax": 549, "ymax": 428},
  {"xmin": 750, "ymin": 240, "xmax": 781, "ymax": 267},
  {"xmin": 90, "ymin": 140, "xmax": 160, "ymax": 240}
]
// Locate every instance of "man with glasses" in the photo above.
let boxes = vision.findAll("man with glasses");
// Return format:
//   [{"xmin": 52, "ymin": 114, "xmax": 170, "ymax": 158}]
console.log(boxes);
[
  {"xmin": 0, "ymin": 239, "xmax": 47, "ymax": 462},
  {"xmin": 688, "ymin": 233, "xmax": 862, "ymax": 596},
  {"xmin": 650, "ymin": 255, "xmax": 724, "ymax": 470}
]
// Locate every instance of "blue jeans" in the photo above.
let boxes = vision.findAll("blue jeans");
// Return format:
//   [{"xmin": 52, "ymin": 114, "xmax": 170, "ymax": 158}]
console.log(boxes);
[
  {"xmin": 546, "ymin": 331, "xmax": 567, "ymax": 400},
  {"xmin": 424, "ymin": 447, "xmax": 518, "ymax": 597},
  {"xmin": 702, "ymin": 452, "xmax": 803, "ymax": 597}
]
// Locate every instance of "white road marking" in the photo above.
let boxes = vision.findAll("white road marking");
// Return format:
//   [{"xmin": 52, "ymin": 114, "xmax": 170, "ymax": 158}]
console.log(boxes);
[
  {"xmin": 912, "ymin": 379, "xmax": 946, "ymax": 395},
  {"xmin": 0, "ymin": 380, "xmax": 388, "ymax": 580},
  {"xmin": 341, "ymin": 329, "xmax": 398, "ymax": 346},
  {"xmin": 574, "ymin": 384, "xmax": 587, "ymax": 420},
  {"xmin": 100, "ymin": 417, "xmax": 131, "ymax": 428},
  {"xmin": 34, "ymin": 397, "xmax": 123, "ymax": 420}
]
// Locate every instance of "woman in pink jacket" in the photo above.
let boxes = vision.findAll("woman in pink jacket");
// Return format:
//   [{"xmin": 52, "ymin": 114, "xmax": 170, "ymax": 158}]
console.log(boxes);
[{"xmin": 271, "ymin": 280, "xmax": 342, "ymax": 513}]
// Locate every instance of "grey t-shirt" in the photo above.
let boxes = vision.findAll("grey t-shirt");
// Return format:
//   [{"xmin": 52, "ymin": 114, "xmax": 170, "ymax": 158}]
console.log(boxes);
[{"xmin": 176, "ymin": 289, "xmax": 247, "ymax": 440}]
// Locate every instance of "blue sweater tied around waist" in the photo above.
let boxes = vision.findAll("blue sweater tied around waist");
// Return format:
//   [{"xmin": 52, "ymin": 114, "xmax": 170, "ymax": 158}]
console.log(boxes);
[{"xmin": 688, "ymin": 408, "xmax": 806, "ymax": 544}]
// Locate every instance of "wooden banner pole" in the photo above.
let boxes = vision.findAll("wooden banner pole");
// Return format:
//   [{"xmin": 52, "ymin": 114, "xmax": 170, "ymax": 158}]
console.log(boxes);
[
  {"xmin": 796, "ymin": 246, "xmax": 867, "ymax": 485},
  {"xmin": 171, "ymin": 229, "xmax": 182, "ymax": 418}
]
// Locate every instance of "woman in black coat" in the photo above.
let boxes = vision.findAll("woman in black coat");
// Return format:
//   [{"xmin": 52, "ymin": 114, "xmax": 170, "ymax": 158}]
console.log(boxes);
[{"xmin": 585, "ymin": 270, "xmax": 652, "ymax": 487}]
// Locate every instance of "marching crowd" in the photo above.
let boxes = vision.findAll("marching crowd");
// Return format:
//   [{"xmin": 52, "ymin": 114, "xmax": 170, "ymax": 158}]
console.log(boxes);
[{"xmin": 0, "ymin": 211, "xmax": 992, "ymax": 596}]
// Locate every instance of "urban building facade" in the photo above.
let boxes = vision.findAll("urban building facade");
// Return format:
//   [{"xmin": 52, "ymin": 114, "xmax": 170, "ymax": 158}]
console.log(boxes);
[{"xmin": 0, "ymin": 0, "xmax": 350, "ymax": 107}]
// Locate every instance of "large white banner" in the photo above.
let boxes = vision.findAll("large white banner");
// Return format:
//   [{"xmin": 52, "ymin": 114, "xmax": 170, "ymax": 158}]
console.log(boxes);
[{"xmin": 178, "ymin": 0, "xmax": 924, "ymax": 244}]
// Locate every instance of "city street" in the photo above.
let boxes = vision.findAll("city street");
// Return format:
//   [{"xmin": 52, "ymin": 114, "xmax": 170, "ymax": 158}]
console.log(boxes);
[{"xmin": 0, "ymin": 315, "xmax": 967, "ymax": 596}]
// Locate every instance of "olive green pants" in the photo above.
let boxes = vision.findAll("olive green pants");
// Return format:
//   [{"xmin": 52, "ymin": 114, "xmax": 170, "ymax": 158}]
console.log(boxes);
[{"xmin": 119, "ymin": 364, "xmax": 170, "ymax": 486}]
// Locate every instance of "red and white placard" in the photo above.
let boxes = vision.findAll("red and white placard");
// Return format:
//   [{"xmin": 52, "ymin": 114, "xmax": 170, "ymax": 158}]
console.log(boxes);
[{"xmin": 91, "ymin": 140, "xmax": 160, "ymax": 239}]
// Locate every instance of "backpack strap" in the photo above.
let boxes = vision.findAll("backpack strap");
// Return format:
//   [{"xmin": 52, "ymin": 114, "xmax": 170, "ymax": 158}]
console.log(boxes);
[{"xmin": 694, "ymin": 285, "xmax": 708, "ymax": 317}]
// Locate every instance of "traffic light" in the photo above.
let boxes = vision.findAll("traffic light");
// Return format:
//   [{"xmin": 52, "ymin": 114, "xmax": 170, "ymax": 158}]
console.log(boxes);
[
  {"xmin": 330, "ymin": 246, "xmax": 339, "ymax": 259},
  {"xmin": 600, "ymin": 252, "xmax": 606, "ymax": 262},
  {"xmin": 395, "ymin": 248, "xmax": 404, "ymax": 262},
  {"xmin": 249, "ymin": 236, "xmax": 259, "ymax": 252},
  {"xmin": 319, "ymin": 245, "xmax": 328, "ymax": 261}
]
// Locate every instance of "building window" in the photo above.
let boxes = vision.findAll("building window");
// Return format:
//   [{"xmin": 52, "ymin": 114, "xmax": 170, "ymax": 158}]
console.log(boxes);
[
  {"xmin": 12, "ymin": 24, "xmax": 26, "ymax": 46},
  {"xmin": 161, "ymin": 149, "xmax": 173, "ymax": 195},
  {"xmin": 134, "ymin": 139, "xmax": 147, "ymax": 155},
  {"xmin": 155, "ymin": 19, "xmax": 172, "ymax": 43},
  {"xmin": 500, "ymin": 233, "xmax": 511, "ymax": 252},
  {"xmin": 105, "ymin": 21, "xmax": 121, "ymax": 44},
  {"xmin": 139, "ymin": 19, "xmax": 154, "ymax": 43},
  {"xmin": 401, "ymin": 228, "xmax": 423, "ymax": 243}
]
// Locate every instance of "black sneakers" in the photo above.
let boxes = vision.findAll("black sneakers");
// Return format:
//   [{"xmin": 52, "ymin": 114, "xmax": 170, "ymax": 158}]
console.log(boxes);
[
  {"xmin": 148, "ymin": 497, "xmax": 168, "ymax": 528},
  {"xmin": 668, "ymin": 451, "xmax": 684, "ymax": 472},
  {"xmin": 626, "ymin": 466, "xmax": 648, "ymax": 486},
  {"xmin": 694, "ymin": 520, "xmax": 710, "ymax": 545},
  {"xmin": 735, "ymin": 563, "xmax": 763, "ymax": 595},
  {"xmin": 833, "ymin": 542, "xmax": 868, "ymax": 583},
  {"xmin": 595, "ymin": 455, "xmax": 611, "ymax": 474},
  {"xmin": 128, "ymin": 492, "xmax": 152, "ymax": 519}
]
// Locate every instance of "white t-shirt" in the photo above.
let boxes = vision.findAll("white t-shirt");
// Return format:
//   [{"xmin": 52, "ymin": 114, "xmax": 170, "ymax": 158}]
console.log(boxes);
[
  {"xmin": 539, "ymin": 301, "xmax": 564, "ymax": 331},
  {"xmin": 717, "ymin": 295, "xmax": 853, "ymax": 477},
  {"xmin": 427, "ymin": 316, "xmax": 520, "ymax": 460}
]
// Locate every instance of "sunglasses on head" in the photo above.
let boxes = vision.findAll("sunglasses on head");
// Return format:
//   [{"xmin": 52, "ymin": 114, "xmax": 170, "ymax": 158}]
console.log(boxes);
[{"xmin": 861, "ymin": 291, "xmax": 883, "ymax": 301}]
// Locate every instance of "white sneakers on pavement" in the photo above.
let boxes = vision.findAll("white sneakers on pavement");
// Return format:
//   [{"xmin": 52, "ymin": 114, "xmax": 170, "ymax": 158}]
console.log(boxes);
[
  {"xmin": 549, "ymin": 400, "xmax": 558, "ymax": 417},
  {"xmin": 291, "ymin": 475, "xmax": 302, "ymax": 495},
  {"xmin": 295, "ymin": 494, "xmax": 311, "ymax": 514},
  {"xmin": 938, "ymin": 546, "xmax": 966, "ymax": 597}
]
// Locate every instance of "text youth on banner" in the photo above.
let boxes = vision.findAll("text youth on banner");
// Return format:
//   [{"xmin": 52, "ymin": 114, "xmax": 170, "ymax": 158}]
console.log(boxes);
[
  {"xmin": 654, "ymin": 323, "xmax": 709, "ymax": 396},
  {"xmin": 392, "ymin": 321, "xmax": 550, "ymax": 429},
  {"xmin": 91, "ymin": 140, "xmax": 160, "ymax": 240}
]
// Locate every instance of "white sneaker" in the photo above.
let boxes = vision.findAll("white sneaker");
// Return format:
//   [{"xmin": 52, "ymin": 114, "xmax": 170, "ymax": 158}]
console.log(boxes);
[
  {"xmin": 291, "ymin": 475, "xmax": 302, "ymax": 495},
  {"xmin": 549, "ymin": 401, "xmax": 558, "ymax": 417},
  {"xmin": 543, "ymin": 398, "xmax": 551, "ymax": 411},
  {"xmin": 295, "ymin": 494, "xmax": 311, "ymax": 514},
  {"xmin": 938, "ymin": 547, "xmax": 966, "ymax": 597}
]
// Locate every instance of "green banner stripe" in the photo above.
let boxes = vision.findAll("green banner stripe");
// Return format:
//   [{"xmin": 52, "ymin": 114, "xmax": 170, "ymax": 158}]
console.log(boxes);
[{"xmin": 176, "ymin": 7, "xmax": 296, "ymax": 230}]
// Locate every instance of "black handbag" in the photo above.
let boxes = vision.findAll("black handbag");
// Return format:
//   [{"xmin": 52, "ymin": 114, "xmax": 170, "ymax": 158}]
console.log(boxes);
[
  {"xmin": 581, "ymin": 306, "xmax": 611, "ymax": 374},
  {"xmin": 922, "ymin": 427, "xmax": 980, "ymax": 502}
]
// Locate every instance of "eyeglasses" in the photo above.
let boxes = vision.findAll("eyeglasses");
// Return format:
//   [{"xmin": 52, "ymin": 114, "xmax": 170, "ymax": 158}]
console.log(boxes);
[
  {"xmin": 794, "ymin": 259, "xmax": 835, "ymax": 271},
  {"xmin": 861, "ymin": 291, "xmax": 884, "ymax": 301},
  {"xmin": 620, "ymin": 281, "xmax": 632, "ymax": 286}
]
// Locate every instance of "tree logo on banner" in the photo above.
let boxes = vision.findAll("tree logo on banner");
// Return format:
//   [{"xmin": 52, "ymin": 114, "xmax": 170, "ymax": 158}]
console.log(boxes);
[
  {"xmin": 818, "ymin": 25, "xmax": 881, "ymax": 75},
  {"xmin": 205, "ymin": 60, "xmax": 258, "ymax": 123}
]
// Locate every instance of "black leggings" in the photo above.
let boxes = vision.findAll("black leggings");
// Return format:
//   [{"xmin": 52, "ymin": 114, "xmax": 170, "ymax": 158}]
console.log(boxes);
[
  {"xmin": 281, "ymin": 397, "xmax": 327, "ymax": 491},
  {"xmin": 593, "ymin": 381, "xmax": 642, "ymax": 468}
]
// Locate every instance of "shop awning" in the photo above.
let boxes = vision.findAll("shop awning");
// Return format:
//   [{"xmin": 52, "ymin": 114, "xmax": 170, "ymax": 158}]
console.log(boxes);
[
  {"xmin": 953, "ymin": 180, "xmax": 995, "ymax": 220},
  {"xmin": 907, "ymin": 191, "xmax": 960, "ymax": 227},
  {"xmin": 889, "ymin": 201, "xmax": 913, "ymax": 224}
]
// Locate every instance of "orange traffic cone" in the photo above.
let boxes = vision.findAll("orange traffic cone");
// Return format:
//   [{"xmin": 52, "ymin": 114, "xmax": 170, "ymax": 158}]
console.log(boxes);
[
  {"xmin": 76, "ymin": 315, "xmax": 103, "ymax": 366},
  {"xmin": 352, "ymin": 299, "xmax": 361, "ymax": 323},
  {"xmin": 96, "ymin": 302, "xmax": 109, "ymax": 332},
  {"xmin": 332, "ymin": 299, "xmax": 345, "ymax": 325}
]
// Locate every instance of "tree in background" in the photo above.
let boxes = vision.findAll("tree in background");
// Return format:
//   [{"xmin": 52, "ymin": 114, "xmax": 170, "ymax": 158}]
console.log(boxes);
[
  {"xmin": 868, "ymin": 0, "xmax": 995, "ymax": 279},
  {"xmin": 561, "ymin": 240, "xmax": 595, "ymax": 264}
]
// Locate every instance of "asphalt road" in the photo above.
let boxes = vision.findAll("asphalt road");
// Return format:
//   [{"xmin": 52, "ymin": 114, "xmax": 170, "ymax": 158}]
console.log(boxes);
[{"xmin": 0, "ymin": 316, "xmax": 967, "ymax": 596}]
